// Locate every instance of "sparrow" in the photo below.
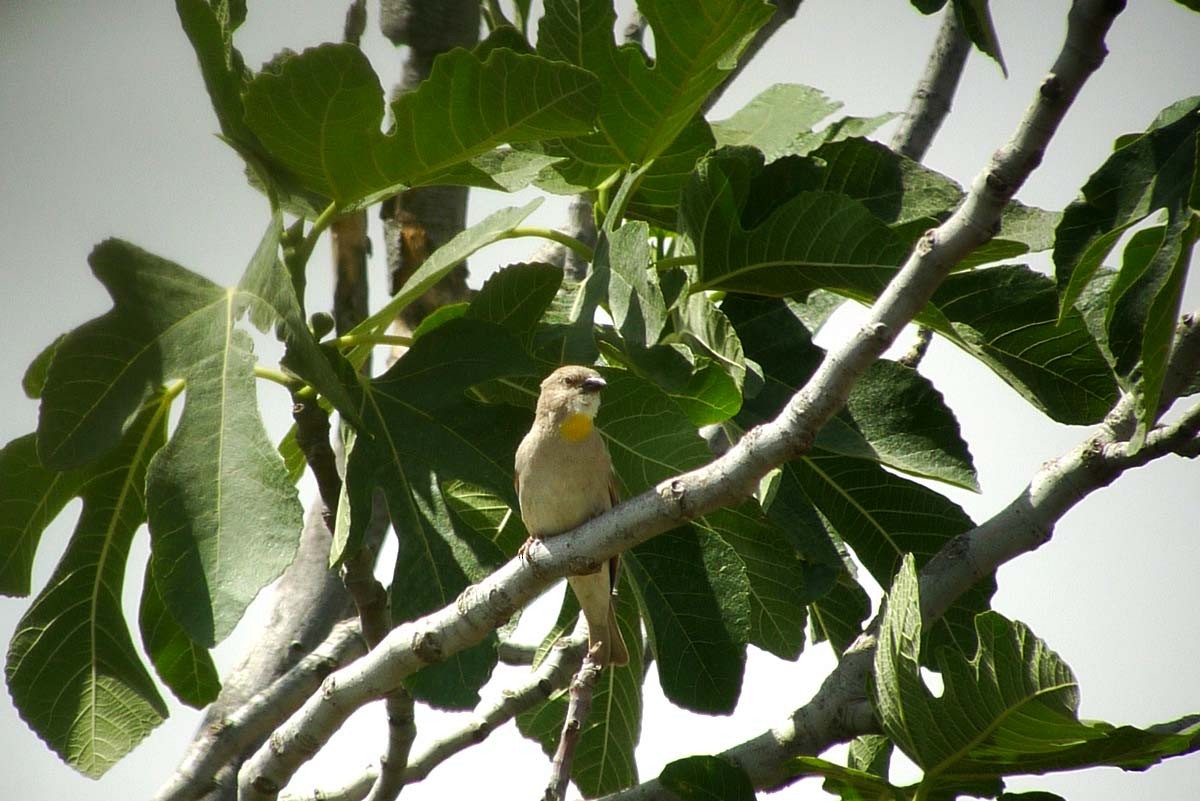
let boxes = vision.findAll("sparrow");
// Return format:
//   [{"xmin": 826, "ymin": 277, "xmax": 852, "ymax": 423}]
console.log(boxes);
[{"xmin": 514, "ymin": 365, "xmax": 629, "ymax": 667}]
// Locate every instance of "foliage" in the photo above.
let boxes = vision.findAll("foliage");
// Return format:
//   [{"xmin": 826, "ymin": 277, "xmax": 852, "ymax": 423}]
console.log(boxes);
[{"xmin": 2, "ymin": 0, "xmax": 1198, "ymax": 798}]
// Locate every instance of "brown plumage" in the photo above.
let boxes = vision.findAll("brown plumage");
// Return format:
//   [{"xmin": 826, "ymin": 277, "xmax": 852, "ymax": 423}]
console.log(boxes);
[{"xmin": 514, "ymin": 365, "xmax": 629, "ymax": 667}]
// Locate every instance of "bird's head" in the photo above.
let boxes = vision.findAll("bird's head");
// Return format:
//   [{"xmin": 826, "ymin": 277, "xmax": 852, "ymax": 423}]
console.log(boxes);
[{"xmin": 537, "ymin": 365, "xmax": 607, "ymax": 438}]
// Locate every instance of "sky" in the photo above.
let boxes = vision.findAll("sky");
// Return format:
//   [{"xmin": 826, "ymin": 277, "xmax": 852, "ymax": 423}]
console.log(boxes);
[{"xmin": 1, "ymin": 1, "xmax": 1199, "ymax": 799}]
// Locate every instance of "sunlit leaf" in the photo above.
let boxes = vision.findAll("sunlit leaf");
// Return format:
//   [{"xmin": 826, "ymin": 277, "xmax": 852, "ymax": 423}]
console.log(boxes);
[
  {"xmin": 7, "ymin": 399, "xmax": 169, "ymax": 777},
  {"xmin": 242, "ymin": 37, "xmax": 599, "ymax": 208}
]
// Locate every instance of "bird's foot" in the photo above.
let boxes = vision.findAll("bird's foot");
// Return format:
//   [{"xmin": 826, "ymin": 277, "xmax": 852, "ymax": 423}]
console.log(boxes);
[{"xmin": 518, "ymin": 535, "xmax": 537, "ymax": 563}]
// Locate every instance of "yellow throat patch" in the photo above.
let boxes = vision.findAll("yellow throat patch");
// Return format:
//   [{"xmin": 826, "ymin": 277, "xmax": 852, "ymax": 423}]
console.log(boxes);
[{"xmin": 559, "ymin": 412, "xmax": 594, "ymax": 442}]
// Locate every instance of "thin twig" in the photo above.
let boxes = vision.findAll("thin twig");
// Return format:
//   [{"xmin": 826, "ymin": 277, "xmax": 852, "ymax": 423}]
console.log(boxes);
[
  {"xmin": 279, "ymin": 623, "xmax": 590, "ymax": 801},
  {"xmin": 544, "ymin": 652, "xmax": 604, "ymax": 801},
  {"xmin": 897, "ymin": 325, "xmax": 934, "ymax": 368}
]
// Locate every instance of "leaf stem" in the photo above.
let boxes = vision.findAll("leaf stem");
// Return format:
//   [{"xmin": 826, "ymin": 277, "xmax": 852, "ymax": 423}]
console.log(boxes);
[
  {"xmin": 654, "ymin": 254, "xmax": 697, "ymax": 271},
  {"xmin": 299, "ymin": 202, "xmax": 341, "ymax": 266},
  {"xmin": 333, "ymin": 332, "xmax": 413, "ymax": 349},
  {"xmin": 163, "ymin": 378, "xmax": 186, "ymax": 402},
  {"xmin": 254, "ymin": 365, "xmax": 301, "ymax": 389},
  {"xmin": 500, "ymin": 227, "xmax": 595, "ymax": 263}
]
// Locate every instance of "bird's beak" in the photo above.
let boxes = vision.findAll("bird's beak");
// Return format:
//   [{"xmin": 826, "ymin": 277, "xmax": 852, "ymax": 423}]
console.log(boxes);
[{"xmin": 581, "ymin": 375, "xmax": 606, "ymax": 393}]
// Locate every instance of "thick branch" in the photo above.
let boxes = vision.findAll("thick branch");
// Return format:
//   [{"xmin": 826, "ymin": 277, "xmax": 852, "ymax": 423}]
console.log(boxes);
[
  {"xmin": 237, "ymin": 1, "xmax": 1123, "ymax": 796},
  {"xmin": 153, "ymin": 622, "xmax": 365, "ymax": 801}
]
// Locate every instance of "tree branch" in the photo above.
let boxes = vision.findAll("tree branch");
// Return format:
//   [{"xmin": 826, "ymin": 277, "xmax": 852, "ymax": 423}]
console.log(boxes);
[
  {"xmin": 544, "ymin": 652, "xmax": 604, "ymax": 801},
  {"xmin": 236, "ymin": 1, "xmax": 1124, "ymax": 796},
  {"xmin": 153, "ymin": 621, "xmax": 365, "ymax": 801},
  {"xmin": 601, "ymin": 391, "xmax": 1195, "ymax": 799},
  {"xmin": 890, "ymin": 5, "xmax": 971, "ymax": 368},
  {"xmin": 278, "ymin": 622, "xmax": 589, "ymax": 801},
  {"xmin": 889, "ymin": 6, "xmax": 972, "ymax": 162}
]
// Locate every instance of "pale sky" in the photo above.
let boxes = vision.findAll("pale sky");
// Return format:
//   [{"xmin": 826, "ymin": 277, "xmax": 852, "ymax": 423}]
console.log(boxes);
[{"xmin": 2, "ymin": 2, "xmax": 1198, "ymax": 799}]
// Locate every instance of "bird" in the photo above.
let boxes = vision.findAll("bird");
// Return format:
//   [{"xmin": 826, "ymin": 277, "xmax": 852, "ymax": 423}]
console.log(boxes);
[{"xmin": 514, "ymin": 365, "xmax": 630, "ymax": 667}]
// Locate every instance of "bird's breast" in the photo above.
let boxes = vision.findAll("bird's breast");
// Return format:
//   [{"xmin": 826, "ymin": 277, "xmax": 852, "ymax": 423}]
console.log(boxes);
[{"xmin": 516, "ymin": 428, "xmax": 613, "ymax": 537}]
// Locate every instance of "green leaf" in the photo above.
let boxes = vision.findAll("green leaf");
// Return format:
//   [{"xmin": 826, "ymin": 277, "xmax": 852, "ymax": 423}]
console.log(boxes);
[
  {"xmin": 345, "ymin": 318, "xmax": 537, "ymax": 560},
  {"xmin": 932, "ymin": 264, "xmax": 1119, "ymax": 424},
  {"xmin": 389, "ymin": 472, "xmax": 499, "ymax": 709},
  {"xmin": 1055, "ymin": 97, "xmax": 1200, "ymax": 316},
  {"xmin": 22, "ymin": 335, "xmax": 63, "ymax": 400},
  {"xmin": 623, "ymin": 118, "xmax": 719, "ymax": 228},
  {"xmin": 711, "ymin": 83, "xmax": 844, "ymax": 161},
  {"xmin": 138, "ymin": 562, "xmax": 220, "ymax": 709},
  {"xmin": 535, "ymin": 0, "xmax": 772, "ymax": 171},
  {"xmin": 145, "ymin": 319, "xmax": 302, "ymax": 646},
  {"xmin": 466, "ymin": 262, "xmax": 563, "ymax": 344},
  {"xmin": 807, "ymin": 570, "xmax": 871, "ymax": 656},
  {"xmin": 790, "ymin": 111, "xmax": 902, "ymax": 157},
  {"xmin": 699, "ymin": 503, "xmax": 825, "ymax": 660},
  {"xmin": 603, "ymin": 221, "xmax": 667, "ymax": 346},
  {"xmin": 345, "ymin": 200, "xmax": 544, "ymax": 366},
  {"xmin": 953, "ymin": 0, "xmax": 1007, "ymax": 75},
  {"xmin": 238, "ymin": 213, "xmax": 362, "ymax": 423},
  {"xmin": 0, "ymin": 434, "xmax": 86, "ymax": 597},
  {"xmin": 848, "ymin": 733, "xmax": 893, "ymax": 778},
  {"xmin": 725, "ymin": 294, "xmax": 977, "ymax": 489},
  {"xmin": 36, "ymin": 242, "xmax": 224, "ymax": 470},
  {"xmin": 785, "ymin": 755, "xmax": 902, "ymax": 800},
  {"xmin": 35, "ymin": 236, "xmax": 308, "ymax": 645},
  {"xmin": 596, "ymin": 337, "xmax": 743, "ymax": 427},
  {"xmin": 469, "ymin": 147, "xmax": 568, "ymax": 193},
  {"xmin": 1053, "ymin": 97, "xmax": 1200, "ymax": 436},
  {"xmin": 242, "ymin": 38, "xmax": 599, "ymax": 208},
  {"xmin": 625, "ymin": 526, "xmax": 749, "ymax": 714},
  {"xmin": 842, "ymin": 359, "xmax": 979, "ymax": 491},
  {"xmin": 534, "ymin": 116, "xmax": 718, "ymax": 231},
  {"xmin": 6, "ymin": 398, "xmax": 169, "ymax": 778},
  {"xmin": 516, "ymin": 588, "xmax": 644, "ymax": 796},
  {"xmin": 667, "ymin": 287, "xmax": 748, "ymax": 422},
  {"xmin": 1109, "ymin": 217, "xmax": 1199, "ymax": 439},
  {"xmin": 875, "ymin": 556, "xmax": 1200, "ymax": 798},
  {"xmin": 442, "ymin": 479, "xmax": 529, "ymax": 560},
  {"xmin": 175, "ymin": 0, "xmax": 254, "ymax": 150},
  {"xmin": 659, "ymin": 755, "xmax": 756, "ymax": 801},
  {"xmin": 791, "ymin": 451, "xmax": 991, "ymax": 655},
  {"xmin": 683, "ymin": 147, "xmax": 910, "ymax": 301},
  {"xmin": 175, "ymin": 0, "xmax": 325, "ymax": 216},
  {"xmin": 594, "ymin": 371, "xmax": 750, "ymax": 711},
  {"xmin": 753, "ymin": 138, "xmax": 1057, "ymax": 268}
]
